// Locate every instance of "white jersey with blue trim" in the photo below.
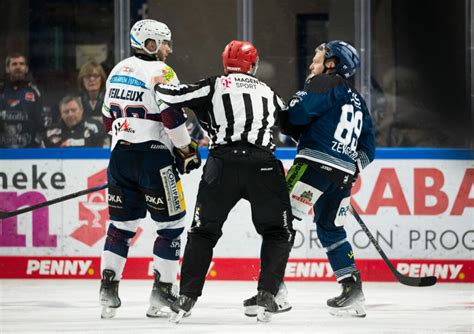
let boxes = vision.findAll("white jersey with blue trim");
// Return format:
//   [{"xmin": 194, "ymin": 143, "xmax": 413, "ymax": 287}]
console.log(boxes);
[{"xmin": 102, "ymin": 55, "xmax": 180, "ymax": 151}]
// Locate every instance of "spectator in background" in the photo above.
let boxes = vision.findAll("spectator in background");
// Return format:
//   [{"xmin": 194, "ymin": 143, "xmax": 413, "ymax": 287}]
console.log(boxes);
[
  {"xmin": 0, "ymin": 52, "xmax": 46, "ymax": 148},
  {"xmin": 44, "ymin": 95, "xmax": 108, "ymax": 147},
  {"xmin": 77, "ymin": 61, "xmax": 107, "ymax": 122}
]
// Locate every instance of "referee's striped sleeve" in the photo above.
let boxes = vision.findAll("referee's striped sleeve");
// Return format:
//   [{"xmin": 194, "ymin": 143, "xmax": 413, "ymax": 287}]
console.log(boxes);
[{"xmin": 154, "ymin": 77, "xmax": 214, "ymax": 109}]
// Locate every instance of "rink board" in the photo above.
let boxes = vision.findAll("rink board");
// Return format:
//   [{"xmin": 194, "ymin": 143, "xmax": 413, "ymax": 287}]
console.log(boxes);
[{"xmin": 0, "ymin": 148, "xmax": 473, "ymax": 282}]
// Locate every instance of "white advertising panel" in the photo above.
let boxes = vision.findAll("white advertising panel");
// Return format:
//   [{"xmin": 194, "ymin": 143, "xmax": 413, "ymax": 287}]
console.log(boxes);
[{"xmin": 0, "ymin": 148, "xmax": 472, "ymax": 282}]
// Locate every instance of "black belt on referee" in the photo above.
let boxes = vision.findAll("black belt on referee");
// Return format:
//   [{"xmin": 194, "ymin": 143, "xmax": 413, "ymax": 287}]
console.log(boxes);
[{"xmin": 211, "ymin": 141, "xmax": 273, "ymax": 157}]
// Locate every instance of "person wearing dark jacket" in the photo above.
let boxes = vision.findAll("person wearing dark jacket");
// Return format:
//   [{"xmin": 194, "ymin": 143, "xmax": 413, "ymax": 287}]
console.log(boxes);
[
  {"xmin": 44, "ymin": 95, "xmax": 108, "ymax": 148},
  {"xmin": 0, "ymin": 52, "xmax": 45, "ymax": 148},
  {"xmin": 280, "ymin": 40, "xmax": 376, "ymax": 318}
]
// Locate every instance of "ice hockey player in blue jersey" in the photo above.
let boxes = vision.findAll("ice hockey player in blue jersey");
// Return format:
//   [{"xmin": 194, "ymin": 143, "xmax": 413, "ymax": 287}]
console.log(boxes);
[{"xmin": 280, "ymin": 40, "xmax": 376, "ymax": 318}]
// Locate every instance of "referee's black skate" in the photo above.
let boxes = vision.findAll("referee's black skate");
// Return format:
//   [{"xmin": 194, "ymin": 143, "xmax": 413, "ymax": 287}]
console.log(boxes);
[
  {"xmin": 252, "ymin": 290, "xmax": 280, "ymax": 322},
  {"xmin": 146, "ymin": 270, "xmax": 179, "ymax": 318},
  {"xmin": 244, "ymin": 282, "xmax": 292, "ymax": 318},
  {"xmin": 100, "ymin": 269, "xmax": 121, "ymax": 319},
  {"xmin": 169, "ymin": 295, "xmax": 196, "ymax": 323},
  {"xmin": 327, "ymin": 270, "xmax": 366, "ymax": 318}
]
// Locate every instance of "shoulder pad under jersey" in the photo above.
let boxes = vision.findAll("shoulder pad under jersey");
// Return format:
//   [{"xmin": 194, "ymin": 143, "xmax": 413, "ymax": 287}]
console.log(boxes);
[{"xmin": 306, "ymin": 74, "xmax": 344, "ymax": 94}]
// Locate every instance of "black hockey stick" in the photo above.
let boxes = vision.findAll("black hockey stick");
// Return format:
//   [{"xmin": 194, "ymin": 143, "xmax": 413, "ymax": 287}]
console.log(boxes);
[
  {"xmin": 349, "ymin": 205, "xmax": 437, "ymax": 287},
  {"xmin": 0, "ymin": 183, "xmax": 108, "ymax": 219}
]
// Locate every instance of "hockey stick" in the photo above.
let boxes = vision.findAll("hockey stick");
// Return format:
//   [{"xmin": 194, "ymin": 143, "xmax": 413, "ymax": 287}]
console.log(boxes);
[
  {"xmin": 349, "ymin": 205, "xmax": 437, "ymax": 287},
  {"xmin": 0, "ymin": 183, "xmax": 108, "ymax": 219}
]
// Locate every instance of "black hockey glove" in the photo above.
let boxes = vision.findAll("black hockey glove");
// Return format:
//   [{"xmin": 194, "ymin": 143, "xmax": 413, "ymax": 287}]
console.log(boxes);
[
  {"xmin": 173, "ymin": 139, "xmax": 202, "ymax": 174},
  {"xmin": 277, "ymin": 108, "xmax": 304, "ymax": 142}
]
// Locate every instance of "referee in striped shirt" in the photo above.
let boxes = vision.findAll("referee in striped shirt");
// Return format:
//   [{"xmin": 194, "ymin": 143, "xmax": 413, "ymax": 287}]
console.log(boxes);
[{"xmin": 153, "ymin": 40, "xmax": 295, "ymax": 322}]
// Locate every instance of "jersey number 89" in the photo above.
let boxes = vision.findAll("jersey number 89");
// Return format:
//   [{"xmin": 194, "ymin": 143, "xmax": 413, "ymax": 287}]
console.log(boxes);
[{"xmin": 334, "ymin": 104, "xmax": 363, "ymax": 151}]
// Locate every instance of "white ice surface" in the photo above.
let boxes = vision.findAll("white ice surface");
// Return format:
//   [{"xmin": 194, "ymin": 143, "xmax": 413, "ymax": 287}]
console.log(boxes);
[{"xmin": 0, "ymin": 280, "xmax": 472, "ymax": 334}]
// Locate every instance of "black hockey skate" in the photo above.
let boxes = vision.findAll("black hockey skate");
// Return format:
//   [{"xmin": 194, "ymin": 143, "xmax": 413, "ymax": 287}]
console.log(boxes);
[
  {"xmin": 327, "ymin": 270, "xmax": 366, "ymax": 318},
  {"xmin": 146, "ymin": 270, "xmax": 179, "ymax": 318},
  {"xmin": 99, "ymin": 269, "xmax": 121, "ymax": 319},
  {"xmin": 169, "ymin": 295, "xmax": 196, "ymax": 324},
  {"xmin": 251, "ymin": 290, "xmax": 280, "ymax": 322},
  {"xmin": 244, "ymin": 282, "xmax": 292, "ymax": 318}
]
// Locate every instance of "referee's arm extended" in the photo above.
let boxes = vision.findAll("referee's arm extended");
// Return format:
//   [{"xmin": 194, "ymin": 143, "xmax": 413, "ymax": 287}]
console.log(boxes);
[{"xmin": 153, "ymin": 75, "xmax": 215, "ymax": 110}]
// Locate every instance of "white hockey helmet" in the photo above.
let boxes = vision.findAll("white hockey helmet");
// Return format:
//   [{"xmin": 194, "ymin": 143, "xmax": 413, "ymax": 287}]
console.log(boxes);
[{"xmin": 130, "ymin": 19, "xmax": 172, "ymax": 55}]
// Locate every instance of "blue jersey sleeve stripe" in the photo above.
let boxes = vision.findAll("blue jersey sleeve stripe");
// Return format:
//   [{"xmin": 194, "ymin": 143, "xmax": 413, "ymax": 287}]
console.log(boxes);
[{"xmin": 357, "ymin": 150, "xmax": 371, "ymax": 169}]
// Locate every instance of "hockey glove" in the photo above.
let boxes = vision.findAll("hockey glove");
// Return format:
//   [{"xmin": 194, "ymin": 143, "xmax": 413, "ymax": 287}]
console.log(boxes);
[
  {"xmin": 277, "ymin": 108, "xmax": 304, "ymax": 142},
  {"xmin": 173, "ymin": 139, "xmax": 202, "ymax": 174}
]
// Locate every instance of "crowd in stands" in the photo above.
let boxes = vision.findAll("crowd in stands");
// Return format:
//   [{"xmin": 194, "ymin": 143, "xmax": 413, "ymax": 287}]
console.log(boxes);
[
  {"xmin": 0, "ymin": 52, "xmax": 217, "ymax": 149},
  {"xmin": 1, "ymin": 52, "xmax": 470, "ymax": 150},
  {"xmin": 0, "ymin": 52, "xmax": 305, "ymax": 149},
  {"xmin": 0, "ymin": 53, "xmax": 107, "ymax": 148}
]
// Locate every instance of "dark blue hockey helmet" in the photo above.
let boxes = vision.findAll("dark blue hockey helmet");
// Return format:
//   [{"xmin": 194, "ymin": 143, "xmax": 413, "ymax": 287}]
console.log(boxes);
[{"xmin": 324, "ymin": 40, "xmax": 360, "ymax": 78}]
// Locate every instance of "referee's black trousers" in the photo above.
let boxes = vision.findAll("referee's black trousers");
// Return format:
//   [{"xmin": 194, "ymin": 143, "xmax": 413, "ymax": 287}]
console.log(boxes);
[{"xmin": 179, "ymin": 143, "xmax": 295, "ymax": 298}]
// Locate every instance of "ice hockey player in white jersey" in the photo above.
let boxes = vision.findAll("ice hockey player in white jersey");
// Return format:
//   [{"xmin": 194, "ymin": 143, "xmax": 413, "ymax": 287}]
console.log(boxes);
[{"xmin": 99, "ymin": 19, "xmax": 201, "ymax": 319}]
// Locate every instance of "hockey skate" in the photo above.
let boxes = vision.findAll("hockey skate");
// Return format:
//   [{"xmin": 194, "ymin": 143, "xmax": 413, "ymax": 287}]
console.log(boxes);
[
  {"xmin": 327, "ymin": 270, "xmax": 366, "ymax": 318},
  {"xmin": 253, "ymin": 290, "xmax": 280, "ymax": 322},
  {"xmin": 244, "ymin": 282, "xmax": 292, "ymax": 318},
  {"xmin": 99, "ymin": 269, "xmax": 121, "ymax": 319},
  {"xmin": 169, "ymin": 295, "xmax": 196, "ymax": 324},
  {"xmin": 146, "ymin": 270, "xmax": 179, "ymax": 318}
]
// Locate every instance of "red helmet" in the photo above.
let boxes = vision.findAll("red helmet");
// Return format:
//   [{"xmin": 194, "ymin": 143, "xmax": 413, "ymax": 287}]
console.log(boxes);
[{"xmin": 222, "ymin": 40, "xmax": 259, "ymax": 74}]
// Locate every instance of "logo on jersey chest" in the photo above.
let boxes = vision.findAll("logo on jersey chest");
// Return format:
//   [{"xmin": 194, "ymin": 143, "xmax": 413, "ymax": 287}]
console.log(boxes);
[
  {"xmin": 163, "ymin": 65, "xmax": 175, "ymax": 82},
  {"xmin": 220, "ymin": 77, "xmax": 232, "ymax": 88},
  {"xmin": 234, "ymin": 76, "xmax": 259, "ymax": 89},
  {"xmin": 109, "ymin": 88, "xmax": 144, "ymax": 102},
  {"xmin": 121, "ymin": 66, "xmax": 134, "ymax": 74},
  {"xmin": 25, "ymin": 92, "xmax": 35, "ymax": 102},
  {"xmin": 7, "ymin": 99, "xmax": 20, "ymax": 107}
]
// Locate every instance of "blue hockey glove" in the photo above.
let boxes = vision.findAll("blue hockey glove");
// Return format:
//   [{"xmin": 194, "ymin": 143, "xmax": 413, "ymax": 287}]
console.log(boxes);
[{"xmin": 173, "ymin": 139, "xmax": 201, "ymax": 174}]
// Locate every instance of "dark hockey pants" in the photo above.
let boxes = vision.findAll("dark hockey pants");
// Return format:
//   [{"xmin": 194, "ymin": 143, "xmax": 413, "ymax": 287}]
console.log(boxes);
[{"xmin": 179, "ymin": 144, "xmax": 295, "ymax": 298}]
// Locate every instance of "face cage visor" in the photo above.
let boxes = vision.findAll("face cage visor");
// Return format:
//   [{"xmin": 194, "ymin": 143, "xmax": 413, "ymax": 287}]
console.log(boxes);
[{"xmin": 143, "ymin": 39, "xmax": 173, "ymax": 55}]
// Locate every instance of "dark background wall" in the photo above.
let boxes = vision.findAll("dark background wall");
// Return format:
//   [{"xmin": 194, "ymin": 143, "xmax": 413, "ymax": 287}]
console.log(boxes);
[
  {"xmin": 0, "ymin": 0, "xmax": 471, "ymax": 147},
  {"xmin": 389, "ymin": 0, "xmax": 469, "ymax": 146}
]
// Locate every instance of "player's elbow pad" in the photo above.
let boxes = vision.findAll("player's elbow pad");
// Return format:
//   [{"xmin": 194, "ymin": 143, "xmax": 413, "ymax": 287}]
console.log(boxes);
[
  {"xmin": 166, "ymin": 123, "xmax": 192, "ymax": 149},
  {"xmin": 278, "ymin": 109, "xmax": 304, "ymax": 141}
]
